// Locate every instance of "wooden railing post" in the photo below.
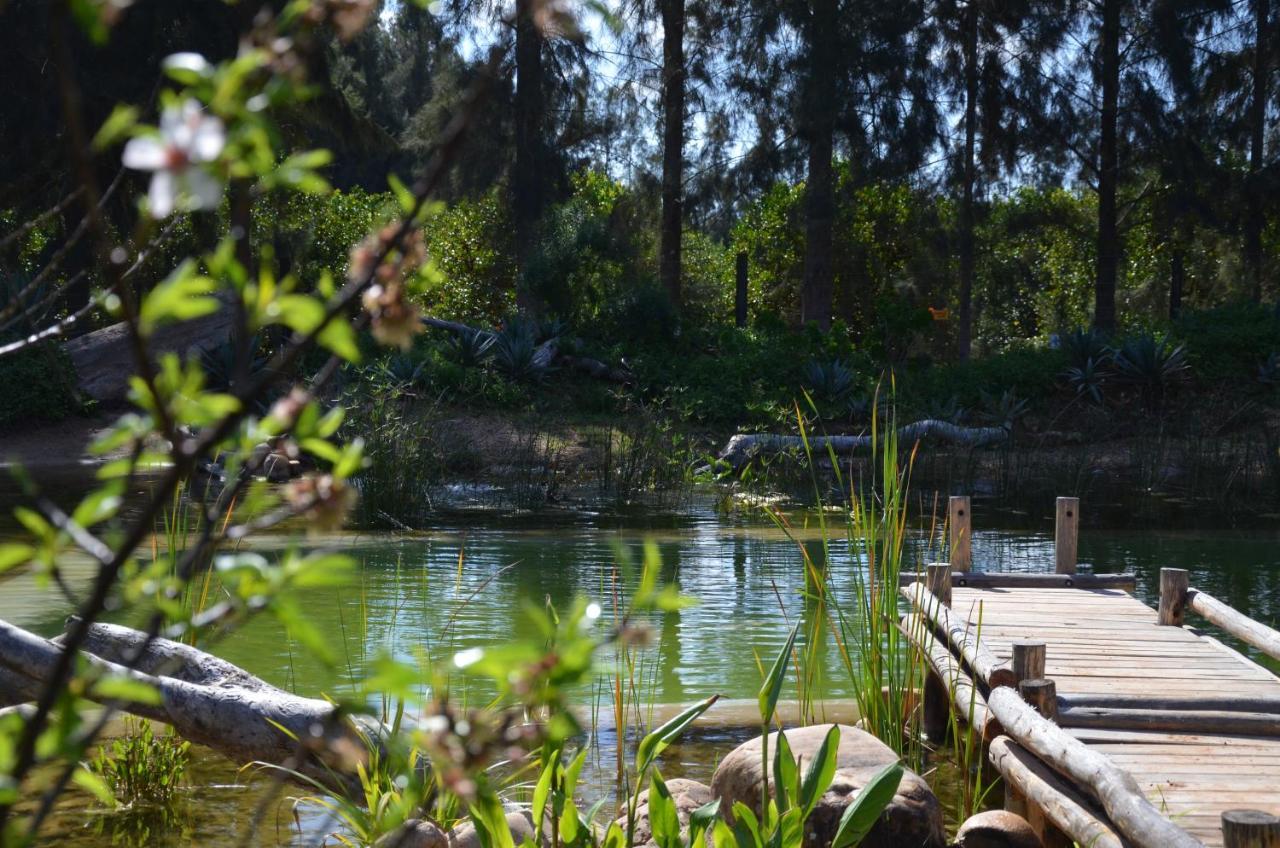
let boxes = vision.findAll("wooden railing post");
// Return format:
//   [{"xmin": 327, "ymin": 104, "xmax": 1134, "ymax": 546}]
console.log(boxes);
[
  {"xmin": 1019, "ymin": 678, "xmax": 1059, "ymax": 723},
  {"xmin": 1012, "ymin": 640, "xmax": 1046, "ymax": 685},
  {"xmin": 926, "ymin": 563, "xmax": 952, "ymax": 607},
  {"xmin": 1159, "ymin": 567, "xmax": 1190, "ymax": 626},
  {"xmin": 949, "ymin": 495, "xmax": 972, "ymax": 572},
  {"xmin": 1055, "ymin": 497, "xmax": 1079, "ymax": 574},
  {"xmin": 1221, "ymin": 810, "xmax": 1280, "ymax": 848}
]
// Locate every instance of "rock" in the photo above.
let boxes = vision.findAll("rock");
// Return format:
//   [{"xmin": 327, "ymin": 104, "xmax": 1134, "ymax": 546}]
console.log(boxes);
[
  {"xmin": 263, "ymin": 451, "xmax": 292, "ymax": 482},
  {"xmin": 615, "ymin": 778, "xmax": 714, "ymax": 846},
  {"xmin": 954, "ymin": 811, "xmax": 1041, "ymax": 848},
  {"xmin": 380, "ymin": 811, "xmax": 541, "ymax": 848},
  {"xmin": 709, "ymin": 724, "xmax": 946, "ymax": 848}
]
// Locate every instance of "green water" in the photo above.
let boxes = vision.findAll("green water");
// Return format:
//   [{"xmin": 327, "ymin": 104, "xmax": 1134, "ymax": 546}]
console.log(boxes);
[{"xmin": 3, "ymin": 482, "xmax": 1280, "ymax": 845}]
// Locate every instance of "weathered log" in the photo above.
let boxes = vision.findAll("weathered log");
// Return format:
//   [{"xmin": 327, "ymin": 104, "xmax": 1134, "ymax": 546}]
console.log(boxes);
[
  {"xmin": 1058, "ymin": 705, "xmax": 1280, "ymax": 736},
  {"xmin": 714, "ymin": 420, "xmax": 1008, "ymax": 469},
  {"xmin": 1187, "ymin": 588, "xmax": 1280, "ymax": 662},
  {"xmin": 0, "ymin": 618, "xmax": 383, "ymax": 792},
  {"xmin": 905, "ymin": 615, "xmax": 999, "ymax": 740},
  {"xmin": 1060, "ymin": 693, "xmax": 1280, "ymax": 714},
  {"xmin": 902, "ymin": 582, "xmax": 1016, "ymax": 689},
  {"xmin": 988, "ymin": 736, "xmax": 1125, "ymax": 848},
  {"xmin": 987, "ymin": 686, "xmax": 1202, "ymax": 848},
  {"xmin": 898, "ymin": 571, "xmax": 1136, "ymax": 591}
]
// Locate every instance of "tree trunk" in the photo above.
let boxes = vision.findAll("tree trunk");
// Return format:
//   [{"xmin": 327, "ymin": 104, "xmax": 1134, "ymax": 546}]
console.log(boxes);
[
  {"xmin": 513, "ymin": 0, "xmax": 546, "ymax": 314},
  {"xmin": 800, "ymin": 0, "xmax": 837, "ymax": 330},
  {"xmin": 1094, "ymin": 0, "xmax": 1121, "ymax": 334},
  {"xmin": 957, "ymin": 1, "xmax": 979, "ymax": 360},
  {"xmin": 1169, "ymin": 242, "xmax": 1184, "ymax": 320},
  {"xmin": 1247, "ymin": 0, "xmax": 1270, "ymax": 303},
  {"xmin": 659, "ymin": 0, "xmax": 686, "ymax": 309}
]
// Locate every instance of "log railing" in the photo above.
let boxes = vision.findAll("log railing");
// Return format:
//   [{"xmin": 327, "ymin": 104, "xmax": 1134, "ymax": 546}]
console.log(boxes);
[{"xmin": 1158, "ymin": 567, "xmax": 1280, "ymax": 663}]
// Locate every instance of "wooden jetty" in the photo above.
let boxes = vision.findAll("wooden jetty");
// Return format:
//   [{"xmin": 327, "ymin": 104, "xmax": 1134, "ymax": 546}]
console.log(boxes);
[{"xmin": 900, "ymin": 496, "xmax": 1280, "ymax": 848}]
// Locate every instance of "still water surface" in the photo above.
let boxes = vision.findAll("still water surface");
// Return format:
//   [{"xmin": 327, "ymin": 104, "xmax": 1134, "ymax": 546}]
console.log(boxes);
[{"xmin": 3, "ymin": 493, "xmax": 1279, "ymax": 845}]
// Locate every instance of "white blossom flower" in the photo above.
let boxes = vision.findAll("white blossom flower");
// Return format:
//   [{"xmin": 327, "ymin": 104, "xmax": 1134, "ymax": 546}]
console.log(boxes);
[{"xmin": 122, "ymin": 99, "xmax": 226, "ymax": 218}]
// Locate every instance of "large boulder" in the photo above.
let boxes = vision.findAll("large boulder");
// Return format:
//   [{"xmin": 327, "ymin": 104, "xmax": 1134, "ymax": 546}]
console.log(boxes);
[
  {"xmin": 615, "ymin": 778, "xmax": 714, "ymax": 847},
  {"xmin": 954, "ymin": 811, "xmax": 1041, "ymax": 848},
  {"xmin": 709, "ymin": 724, "xmax": 945, "ymax": 848},
  {"xmin": 379, "ymin": 811, "xmax": 542, "ymax": 848}
]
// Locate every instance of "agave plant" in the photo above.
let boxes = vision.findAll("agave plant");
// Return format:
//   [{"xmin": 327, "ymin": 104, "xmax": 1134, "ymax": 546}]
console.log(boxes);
[
  {"xmin": 1064, "ymin": 356, "xmax": 1112, "ymax": 405},
  {"xmin": 493, "ymin": 319, "xmax": 553, "ymax": 382},
  {"xmin": 1058, "ymin": 327, "xmax": 1112, "ymax": 371},
  {"xmin": 922, "ymin": 394, "xmax": 968, "ymax": 425},
  {"xmin": 376, "ymin": 353, "xmax": 428, "ymax": 388},
  {"xmin": 444, "ymin": 328, "xmax": 495, "ymax": 368},
  {"xmin": 979, "ymin": 388, "xmax": 1029, "ymax": 429},
  {"xmin": 802, "ymin": 359, "xmax": 858, "ymax": 405},
  {"xmin": 1110, "ymin": 332, "xmax": 1190, "ymax": 406}
]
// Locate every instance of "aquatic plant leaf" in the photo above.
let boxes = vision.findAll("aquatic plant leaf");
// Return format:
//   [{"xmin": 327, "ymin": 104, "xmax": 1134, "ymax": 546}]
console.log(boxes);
[
  {"xmin": 830, "ymin": 763, "xmax": 902, "ymax": 848},
  {"xmin": 798, "ymin": 725, "xmax": 840, "ymax": 817},
  {"xmin": 689, "ymin": 798, "xmax": 722, "ymax": 848},
  {"xmin": 772, "ymin": 728, "xmax": 797, "ymax": 813},
  {"xmin": 759, "ymin": 619, "xmax": 800, "ymax": 725},
  {"xmin": 636, "ymin": 694, "xmax": 719, "ymax": 773},
  {"xmin": 648, "ymin": 770, "xmax": 681, "ymax": 848}
]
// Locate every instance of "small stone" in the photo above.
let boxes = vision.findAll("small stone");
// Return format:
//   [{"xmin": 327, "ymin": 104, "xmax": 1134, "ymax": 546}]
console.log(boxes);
[{"xmin": 955, "ymin": 810, "xmax": 1042, "ymax": 848}]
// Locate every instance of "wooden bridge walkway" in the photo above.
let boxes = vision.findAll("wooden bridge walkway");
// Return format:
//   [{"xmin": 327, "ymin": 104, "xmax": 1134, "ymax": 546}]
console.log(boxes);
[
  {"xmin": 901, "ymin": 497, "xmax": 1280, "ymax": 848},
  {"xmin": 950, "ymin": 584, "xmax": 1280, "ymax": 846}
]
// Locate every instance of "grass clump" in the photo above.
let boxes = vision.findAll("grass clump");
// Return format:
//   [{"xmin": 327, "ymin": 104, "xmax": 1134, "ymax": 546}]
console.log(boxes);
[{"xmin": 87, "ymin": 718, "xmax": 190, "ymax": 808}]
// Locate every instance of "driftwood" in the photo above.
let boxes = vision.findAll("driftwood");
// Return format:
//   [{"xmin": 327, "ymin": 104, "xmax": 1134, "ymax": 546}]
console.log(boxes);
[
  {"xmin": 0, "ymin": 618, "xmax": 384, "ymax": 793},
  {"xmin": 902, "ymin": 582, "xmax": 1016, "ymax": 689},
  {"xmin": 988, "ymin": 736, "xmax": 1125, "ymax": 848},
  {"xmin": 1187, "ymin": 588, "xmax": 1280, "ymax": 663},
  {"xmin": 421, "ymin": 317, "xmax": 631, "ymax": 384},
  {"xmin": 713, "ymin": 420, "xmax": 1008, "ymax": 469},
  {"xmin": 987, "ymin": 687, "xmax": 1202, "ymax": 848}
]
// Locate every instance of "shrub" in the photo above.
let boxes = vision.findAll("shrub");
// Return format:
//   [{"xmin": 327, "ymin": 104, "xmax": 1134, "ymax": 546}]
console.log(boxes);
[
  {"xmin": 1174, "ymin": 302, "xmax": 1280, "ymax": 384},
  {"xmin": 0, "ymin": 342, "xmax": 81, "ymax": 427},
  {"xmin": 87, "ymin": 718, "xmax": 189, "ymax": 807}
]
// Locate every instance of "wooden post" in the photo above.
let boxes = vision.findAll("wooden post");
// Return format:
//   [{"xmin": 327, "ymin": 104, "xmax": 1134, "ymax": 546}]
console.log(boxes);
[
  {"xmin": 735, "ymin": 251, "xmax": 748, "ymax": 328},
  {"xmin": 1012, "ymin": 640, "xmax": 1046, "ymax": 685},
  {"xmin": 1055, "ymin": 497, "xmax": 1079, "ymax": 574},
  {"xmin": 1222, "ymin": 810, "xmax": 1280, "ymax": 848},
  {"xmin": 949, "ymin": 495, "xmax": 972, "ymax": 572},
  {"xmin": 1159, "ymin": 568, "xmax": 1190, "ymax": 626},
  {"xmin": 1003, "ymin": 781, "xmax": 1028, "ymax": 818},
  {"xmin": 926, "ymin": 563, "xmax": 952, "ymax": 607},
  {"xmin": 1020, "ymin": 678, "xmax": 1058, "ymax": 723}
]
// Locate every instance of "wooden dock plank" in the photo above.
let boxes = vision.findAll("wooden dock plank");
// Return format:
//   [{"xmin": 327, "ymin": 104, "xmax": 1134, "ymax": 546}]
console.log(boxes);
[{"xmin": 934, "ymin": 583, "xmax": 1280, "ymax": 848}]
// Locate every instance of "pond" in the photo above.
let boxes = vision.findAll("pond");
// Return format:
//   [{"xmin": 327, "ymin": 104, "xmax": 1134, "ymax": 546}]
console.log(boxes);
[{"xmin": 3, "ymin": 480, "xmax": 1280, "ymax": 846}]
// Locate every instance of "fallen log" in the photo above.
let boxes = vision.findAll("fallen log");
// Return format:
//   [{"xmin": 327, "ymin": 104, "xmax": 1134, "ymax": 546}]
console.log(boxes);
[
  {"xmin": 987, "ymin": 686, "xmax": 1202, "ymax": 848},
  {"xmin": 0, "ymin": 618, "xmax": 384, "ymax": 793},
  {"xmin": 988, "ymin": 736, "xmax": 1124, "ymax": 848},
  {"xmin": 714, "ymin": 420, "xmax": 1008, "ymax": 469}
]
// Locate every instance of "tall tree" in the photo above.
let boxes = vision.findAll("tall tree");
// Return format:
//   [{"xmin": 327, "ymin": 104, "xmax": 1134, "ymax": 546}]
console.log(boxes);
[
  {"xmin": 513, "ymin": 0, "xmax": 549, "ymax": 311},
  {"xmin": 1247, "ymin": 0, "xmax": 1272, "ymax": 302},
  {"xmin": 659, "ymin": 0, "xmax": 687, "ymax": 308},
  {"xmin": 1094, "ymin": 0, "xmax": 1122, "ymax": 332},
  {"xmin": 800, "ymin": 0, "xmax": 838, "ymax": 328}
]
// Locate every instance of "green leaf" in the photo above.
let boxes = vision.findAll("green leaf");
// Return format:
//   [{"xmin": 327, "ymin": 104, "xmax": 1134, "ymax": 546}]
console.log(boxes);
[
  {"xmin": 772, "ymin": 728, "xmax": 797, "ymax": 813},
  {"xmin": 530, "ymin": 748, "xmax": 558, "ymax": 836},
  {"xmin": 139, "ymin": 261, "xmax": 219, "ymax": 332},
  {"xmin": 563, "ymin": 745, "xmax": 588, "ymax": 797},
  {"xmin": 73, "ymin": 766, "xmax": 116, "ymax": 807},
  {"xmin": 559, "ymin": 798, "xmax": 581, "ymax": 845},
  {"xmin": 759, "ymin": 619, "xmax": 800, "ymax": 725},
  {"xmin": 318, "ymin": 315, "xmax": 361, "ymax": 362},
  {"xmin": 290, "ymin": 553, "xmax": 355, "ymax": 588},
  {"xmin": 830, "ymin": 763, "xmax": 903, "ymax": 848},
  {"xmin": 0, "ymin": 544, "xmax": 34, "ymax": 575},
  {"xmin": 798, "ymin": 725, "xmax": 840, "ymax": 817},
  {"xmin": 712, "ymin": 819, "xmax": 739, "ymax": 848},
  {"xmin": 689, "ymin": 799, "xmax": 722, "ymax": 848},
  {"xmin": 730, "ymin": 802, "xmax": 763, "ymax": 848},
  {"xmin": 647, "ymin": 770, "xmax": 682, "ymax": 848},
  {"xmin": 71, "ymin": 485, "xmax": 123, "ymax": 529},
  {"xmin": 388, "ymin": 173, "xmax": 416, "ymax": 214},
  {"xmin": 92, "ymin": 105, "xmax": 139, "ymax": 150},
  {"xmin": 92, "ymin": 674, "xmax": 162, "ymax": 706},
  {"xmin": 636, "ymin": 694, "xmax": 718, "ymax": 773}
]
